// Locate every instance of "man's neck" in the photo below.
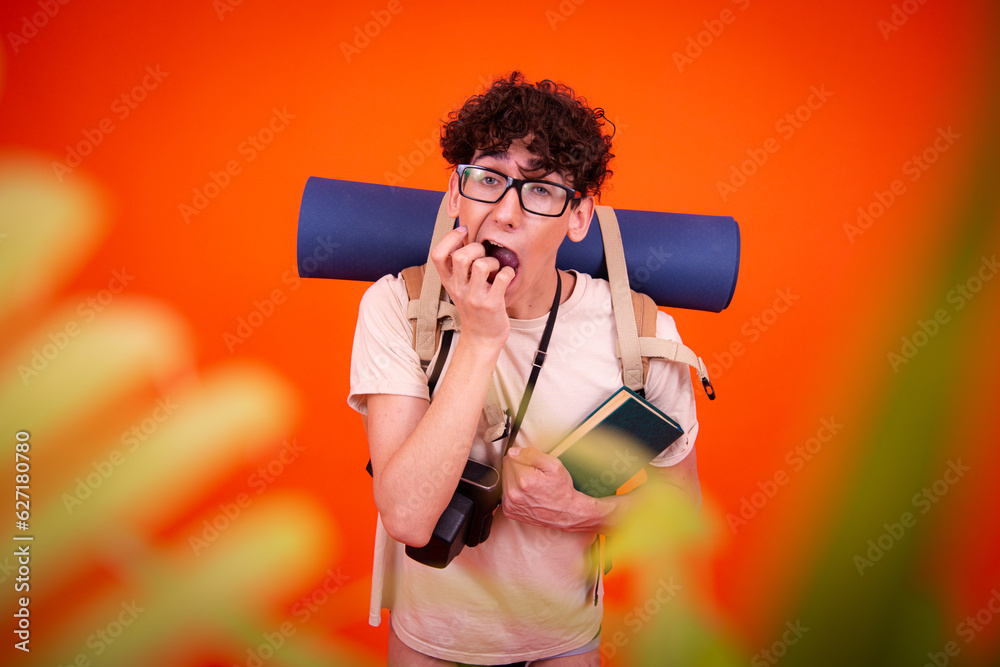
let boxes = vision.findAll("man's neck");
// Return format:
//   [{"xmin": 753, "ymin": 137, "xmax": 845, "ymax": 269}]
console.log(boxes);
[{"xmin": 506, "ymin": 270, "xmax": 575, "ymax": 320}]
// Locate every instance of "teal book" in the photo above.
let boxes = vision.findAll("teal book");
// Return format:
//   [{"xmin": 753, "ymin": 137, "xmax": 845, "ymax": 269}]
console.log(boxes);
[{"xmin": 548, "ymin": 386, "xmax": 685, "ymax": 497}]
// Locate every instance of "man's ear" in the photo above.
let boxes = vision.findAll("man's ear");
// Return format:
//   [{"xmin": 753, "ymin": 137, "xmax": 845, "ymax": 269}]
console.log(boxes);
[
  {"xmin": 446, "ymin": 170, "xmax": 462, "ymax": 218},
  {"xmin": 566, "ymin": 196, "xmax": 595, "ymax": 243}
]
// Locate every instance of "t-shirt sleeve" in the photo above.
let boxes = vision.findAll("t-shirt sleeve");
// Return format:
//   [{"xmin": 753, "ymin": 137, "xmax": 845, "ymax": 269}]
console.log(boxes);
[
  {"xmin": 643, "ymin": 310, "xmax": 699, "ymax": 467},
  {"xmin": 347, "ymin": 275, "xmax": 432, "ymax": 415}
]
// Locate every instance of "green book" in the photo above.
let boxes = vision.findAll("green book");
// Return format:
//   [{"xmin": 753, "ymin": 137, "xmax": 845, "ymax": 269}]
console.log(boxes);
[{"xmin": 548, "ymin": 386, "xmax": 685, "ymax": 497}]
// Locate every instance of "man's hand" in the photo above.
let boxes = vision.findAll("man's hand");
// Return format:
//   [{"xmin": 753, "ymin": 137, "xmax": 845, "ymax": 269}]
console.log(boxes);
[
  {"xmin": 430, "ymin": 225, "xmax": 514, "ymax": 348},
  {"xmin": 501, "ymin": 446, "xmax": 605, "ymax": 531}
]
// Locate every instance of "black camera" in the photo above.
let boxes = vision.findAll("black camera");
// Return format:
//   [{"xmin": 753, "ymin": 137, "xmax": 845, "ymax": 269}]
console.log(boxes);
[{"xmin": 405, "ymin": 459, "xmax": 502, "ymax": 569}]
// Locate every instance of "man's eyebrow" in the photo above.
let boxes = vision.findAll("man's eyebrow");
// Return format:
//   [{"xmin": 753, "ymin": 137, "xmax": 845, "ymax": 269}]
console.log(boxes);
[
  {"xmin": 475, "ymin": 150, "xmax": 509, "ymax": 162},
  {"xmin": 474, "ymin": 151, "xmax": 546, "ymax": 174}
]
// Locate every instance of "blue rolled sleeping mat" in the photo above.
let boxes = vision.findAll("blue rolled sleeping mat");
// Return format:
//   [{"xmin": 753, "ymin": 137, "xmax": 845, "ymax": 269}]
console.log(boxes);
[{"xmin": 297, "ymin": 177, "xmax": 740, "ymax": 312}]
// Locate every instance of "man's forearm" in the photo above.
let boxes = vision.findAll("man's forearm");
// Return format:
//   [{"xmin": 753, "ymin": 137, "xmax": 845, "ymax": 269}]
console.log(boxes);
[{"xmin": 371, "ymin": 336, "xmax": 501, "ymax": 546}]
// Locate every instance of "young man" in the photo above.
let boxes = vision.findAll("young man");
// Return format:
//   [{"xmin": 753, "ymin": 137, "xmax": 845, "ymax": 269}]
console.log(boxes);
[{"xmin": 349, "ymin": 72, "xmax": 700, "ymax": 666}]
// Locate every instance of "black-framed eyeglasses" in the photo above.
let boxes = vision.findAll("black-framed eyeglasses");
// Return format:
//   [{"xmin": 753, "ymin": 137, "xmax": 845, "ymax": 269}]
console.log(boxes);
[{"xmin": 456, "ymin": 164, "xmax": 582, "ymax": 217}]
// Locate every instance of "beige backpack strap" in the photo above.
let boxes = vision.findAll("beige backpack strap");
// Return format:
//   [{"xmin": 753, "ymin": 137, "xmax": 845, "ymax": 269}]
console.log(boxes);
[
  {"xmin": 405, "ymin": 283, "xmax": 459, "ymax": 333},
  {"xmin": 597, "ymin": 206, "xmax": 716, "ymax": 399},
  {"xmin": 631, "ymin": 291, "xmax": 657, "ymax": 384},
  {"xmin": 413, "ymin": 195, "xmax": 459, "ymax": 367},
  {"xmin": 401, "ymin": 265, "xmax": 424, "ymax": 301},
  {"xmin": 594, "ymin": 205, "xmax": 644, "ymax": 392},
  {"xmin": 637, "ymin": 336, "xmax": 715, "ymax": 399},
  {"xmin": 630, "ymin": 289, "xmax": 714, "ymax": 398}
]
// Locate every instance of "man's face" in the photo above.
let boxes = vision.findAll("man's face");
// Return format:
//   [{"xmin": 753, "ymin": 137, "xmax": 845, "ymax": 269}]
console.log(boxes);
[{"xmin": 445, "ymin": 139, "xmax": 594, "ymax": 317}]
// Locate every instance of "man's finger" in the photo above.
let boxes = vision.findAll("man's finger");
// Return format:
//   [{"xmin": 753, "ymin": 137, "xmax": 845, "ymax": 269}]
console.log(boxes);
[
  {"xmin": 489, "ymin": 266, "xmax": 516, "ymax": 295},
  {"xmin": 507, "ymin": 446, "xmax": 559, "ymax": 472},
  {"xmin": 468, "ymin": 255, "xmax": 501, "ymax": 285},
  {"xmin": 428, "ymin": 226, "xmax": 469, "ymax": 275},
  {"xmin": 504, "ymin": 455, "xmax": 543, "ymax": 493}
]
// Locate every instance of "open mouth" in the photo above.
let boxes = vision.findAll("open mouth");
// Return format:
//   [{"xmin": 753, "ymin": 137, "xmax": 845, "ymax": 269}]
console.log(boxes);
[{"xmin": 483, "ymin": 240, "xmax": 519, "ymax": 281}]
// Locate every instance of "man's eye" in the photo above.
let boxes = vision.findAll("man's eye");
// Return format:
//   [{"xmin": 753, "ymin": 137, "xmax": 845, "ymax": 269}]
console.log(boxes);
[
  {"xmin": 530, "ymin": 184, "xmax": 554, "ymax": 197},
  {"xmin": 480, "ymin": 176, "xmax": 499, "ymax": 186}
]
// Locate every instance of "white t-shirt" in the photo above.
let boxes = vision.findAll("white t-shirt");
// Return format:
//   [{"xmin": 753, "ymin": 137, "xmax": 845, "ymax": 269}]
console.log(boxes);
[{"xmin": 348, "ymin": 271, "xmax": 698, "ymax": 664}]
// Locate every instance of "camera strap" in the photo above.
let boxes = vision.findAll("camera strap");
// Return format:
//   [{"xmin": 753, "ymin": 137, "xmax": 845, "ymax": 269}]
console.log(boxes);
[{"xmin": 501, "ymin": 271, "xmax": 562, "ymax": 456}]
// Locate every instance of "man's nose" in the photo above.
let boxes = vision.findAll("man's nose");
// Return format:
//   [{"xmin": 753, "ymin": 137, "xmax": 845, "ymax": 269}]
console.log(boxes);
[{"xmin": 493, "ymin": 185, "xmax": 523, "ymax": 228}]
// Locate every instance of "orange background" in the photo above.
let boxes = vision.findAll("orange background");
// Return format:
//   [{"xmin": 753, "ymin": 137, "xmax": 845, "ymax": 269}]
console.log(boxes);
[{"xmin": 1, "ymin": 1, "xmax": 998, "ymax": 665}]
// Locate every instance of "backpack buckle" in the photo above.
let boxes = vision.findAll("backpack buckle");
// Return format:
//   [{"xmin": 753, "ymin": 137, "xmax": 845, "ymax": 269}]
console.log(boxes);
[{"xmin": 701, "ymin": 376, "xmax": 716, "ymax": 400}]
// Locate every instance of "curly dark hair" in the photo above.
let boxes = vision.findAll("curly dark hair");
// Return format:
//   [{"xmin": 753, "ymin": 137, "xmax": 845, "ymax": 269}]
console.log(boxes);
[{"xmin": 441, "ymin": 72, "xmax": 614, "ymax": 198}]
